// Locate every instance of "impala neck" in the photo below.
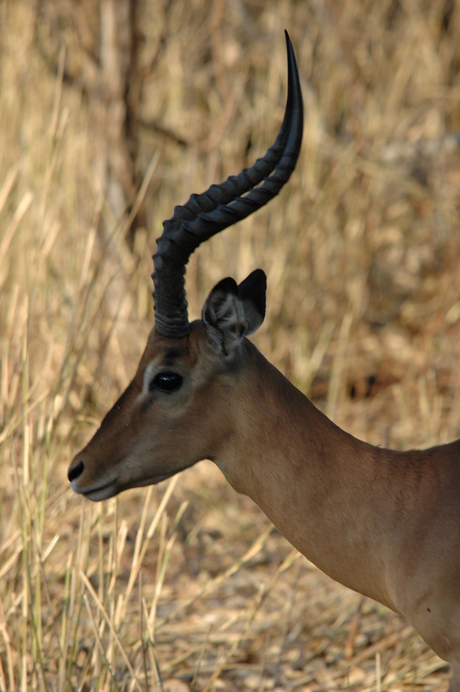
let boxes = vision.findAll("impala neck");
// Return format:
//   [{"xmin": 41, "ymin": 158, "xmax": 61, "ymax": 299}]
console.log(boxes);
[{"xmin": 212, "ymin": 342, "xmax": 424, "ymax": 612}]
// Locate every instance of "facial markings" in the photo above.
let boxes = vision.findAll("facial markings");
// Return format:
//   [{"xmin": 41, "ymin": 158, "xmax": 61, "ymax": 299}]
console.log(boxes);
[
  {"xmin": 137, "ymin": 361, "xmax": 156, "ymax": 403},
  {"xmin": 136, "ymin": 349, "xmax": 183, "ymax": 404},
  {"xmin": 163, "ymin": 348, "xmax": 182, "ymax": 365}
]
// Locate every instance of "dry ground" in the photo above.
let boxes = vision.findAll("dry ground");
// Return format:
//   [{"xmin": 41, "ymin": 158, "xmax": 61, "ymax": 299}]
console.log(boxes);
[{"xmin": 1, "ymin": 0, "xmax": 460, "ymax": 690}]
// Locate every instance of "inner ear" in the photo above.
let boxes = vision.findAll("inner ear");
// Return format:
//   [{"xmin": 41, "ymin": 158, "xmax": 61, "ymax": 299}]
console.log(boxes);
[
  {"xmin": 202, "ymin": 277, "xmax": 244, "ymax": 356},
  {"xmin": 202, "ymin": 270, "xmax": 267, "ymax": 357}
]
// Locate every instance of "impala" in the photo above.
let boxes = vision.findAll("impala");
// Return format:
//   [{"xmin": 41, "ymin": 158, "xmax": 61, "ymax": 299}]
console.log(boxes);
[{"xmin": 69, "ymin": 33, "xmax": 460, "ymax": 690}]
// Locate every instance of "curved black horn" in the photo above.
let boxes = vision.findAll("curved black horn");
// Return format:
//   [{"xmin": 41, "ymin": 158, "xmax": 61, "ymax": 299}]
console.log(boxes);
[{"xmin": 153, "ymin": 31, "xmax": 303, "ymax": 339}]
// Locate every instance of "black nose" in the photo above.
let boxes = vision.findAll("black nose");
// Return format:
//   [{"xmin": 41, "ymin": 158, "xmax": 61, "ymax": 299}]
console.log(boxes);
[{"xmin": 68, "ymin": 460, "xmax": 84, "ymax": 482}]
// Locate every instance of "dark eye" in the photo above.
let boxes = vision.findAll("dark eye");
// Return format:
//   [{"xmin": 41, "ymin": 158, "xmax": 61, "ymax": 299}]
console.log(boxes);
[{"xmin": 151, "ymin": 372, "xmax": 183, "ymax": 393}]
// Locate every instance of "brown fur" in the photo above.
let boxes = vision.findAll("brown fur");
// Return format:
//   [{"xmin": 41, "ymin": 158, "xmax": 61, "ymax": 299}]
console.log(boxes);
[{"xmin": 70, "ymin": 321, "xmax": 460, "ymax": 689}]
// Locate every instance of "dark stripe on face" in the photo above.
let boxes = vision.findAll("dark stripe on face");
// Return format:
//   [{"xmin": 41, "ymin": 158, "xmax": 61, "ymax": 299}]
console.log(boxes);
[{"xmin": 163, "ymin": 348, "xmax": 182, "ymax": 366}]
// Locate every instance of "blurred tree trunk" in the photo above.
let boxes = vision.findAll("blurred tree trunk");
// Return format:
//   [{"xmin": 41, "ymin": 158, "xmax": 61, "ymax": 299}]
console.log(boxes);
[
  {"xmin": 37, "ymin": 0, "xmax": 145, "ymax": 317},
  {"xmin": 95, "ymin": 0, "xmax": 143, "ymax": 246},
  {"xmin": 38, "ymin": 0, "xmax": 144, "ymax": 234}
]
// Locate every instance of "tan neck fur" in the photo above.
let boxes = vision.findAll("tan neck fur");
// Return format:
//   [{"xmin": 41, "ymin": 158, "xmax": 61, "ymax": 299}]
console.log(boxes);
[{"xmin": 213, "ymin": 342, "xmax": 460, "ymax": 620}]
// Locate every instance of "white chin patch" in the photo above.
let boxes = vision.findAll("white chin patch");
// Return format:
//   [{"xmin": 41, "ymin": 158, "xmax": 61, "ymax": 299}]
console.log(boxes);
[{"xmin": 71, "ymin": 479, "xmax": 117, "ymax": 502}]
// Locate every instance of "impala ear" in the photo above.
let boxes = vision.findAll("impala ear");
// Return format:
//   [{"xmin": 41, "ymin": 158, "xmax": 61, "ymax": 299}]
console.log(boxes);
[{"xmin": 202, "ymin": 269, "xmax": 266, "ymax": 357}]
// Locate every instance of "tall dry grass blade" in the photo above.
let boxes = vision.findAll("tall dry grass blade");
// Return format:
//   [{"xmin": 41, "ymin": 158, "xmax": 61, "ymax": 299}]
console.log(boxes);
[
  {"xmin": 0, "ymin": 388, "xmax": 49, "ymax": 447},
  {"xmin": 148, "ymin": 502, "xmax": 188, "ymax": 636},
  {"xmin": 49, "ymin": 45, "xmax": 66, "ymax": 142},
  {"xmin": 0, "ymin": 654, "xmax": 6, "ymax": 692},
  {"xmin": 38, "ymin": 44, "xmax": 66, "ymax": 233},
  {"xmin": 80, "ymin": 572, "xmax": 144, "ymax": 692},
  {"xmin": 139, "ymin": 575, "xmax": 151, "ymax": 692},
  {"xmin": 140, "ymin": 597, "xmax": 157, "ymax": 688},
  {"xmin": 67, "ymin": 502, "xmax": 93, "ymax": 684},
  {"xmin": 304, "ymin": 319, "xmax": 335, "ymax": 394},
  {"xmin": 191, "ymin": 625, "xmax": 212, "ymax": 690},
  {"xmin": 129, "ymin": 486, "xmax": 153, "ymax": 579},
  {"xmin": 118, "ymin": 476, "xmax": 178, "ymax": 623},
  {"xmin": 148, "ymin": 512, "xmax": 168, "ymax": 642},
  {"xmin": 0, "ymin": 545, "xmax": 22, "ymax": 581},
  {"xmin": 0, "ymin": 192, "xmax": 33, "ymax": 279},
  {"xmin": 0, "ymin": 598, "xmax": 15, "ymax": 692},
  {"xmin": 79, "ymin": 193, "xmax": 103, "ymax": 290},
  {"xmin": 58, "ymin": 554, "xmax": 72, "ymax": 692},
  {"xmin": 83, "ymin": 594, "xmax": 119, "ymax": 692},
  {"xmin": 0, "ymin": 164, "xmax": 19, "ymax": 215},
  {"xmin": 376, "ymin": 651, "xmax": 382, "ymax": 692}
]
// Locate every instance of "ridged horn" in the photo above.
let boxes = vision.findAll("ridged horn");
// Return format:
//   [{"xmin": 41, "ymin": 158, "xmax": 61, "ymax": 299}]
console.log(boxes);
[{"xmin": 153, "ymin": 31, "xmax": 303, "ymax": 339}]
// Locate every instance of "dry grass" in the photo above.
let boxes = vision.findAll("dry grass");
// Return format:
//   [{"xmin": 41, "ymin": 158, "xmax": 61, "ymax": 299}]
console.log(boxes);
[{"xmin": 1, "ymin": 0, "xmax": 460, "ymax": 689}]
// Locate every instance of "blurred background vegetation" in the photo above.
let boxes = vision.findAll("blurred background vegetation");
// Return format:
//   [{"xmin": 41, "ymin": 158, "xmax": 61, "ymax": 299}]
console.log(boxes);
[{"xmin": 1, "ymin": 0, "xmax": 460, "ymax": 689}]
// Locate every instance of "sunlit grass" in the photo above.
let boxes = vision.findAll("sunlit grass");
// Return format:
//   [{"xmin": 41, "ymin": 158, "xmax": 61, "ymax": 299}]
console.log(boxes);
[{"xmin": 1, "ymin": 1, "xmax": 459, "ymax": 689}]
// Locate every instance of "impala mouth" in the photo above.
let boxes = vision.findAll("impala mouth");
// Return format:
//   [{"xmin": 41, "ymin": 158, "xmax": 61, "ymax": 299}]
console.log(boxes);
[
  {"xmin": 71, "ymin": 477, "xmax": 119, "ymax": 502},
  {"xmin": 70, "ymin": 466, "xmax": 190, "ymax": 502}
]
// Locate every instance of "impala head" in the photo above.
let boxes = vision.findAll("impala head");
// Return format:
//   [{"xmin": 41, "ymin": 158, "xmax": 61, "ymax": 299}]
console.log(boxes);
[{"xmin": 68, "ymin": 32, "xmax": 303, "ymax": 501}]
